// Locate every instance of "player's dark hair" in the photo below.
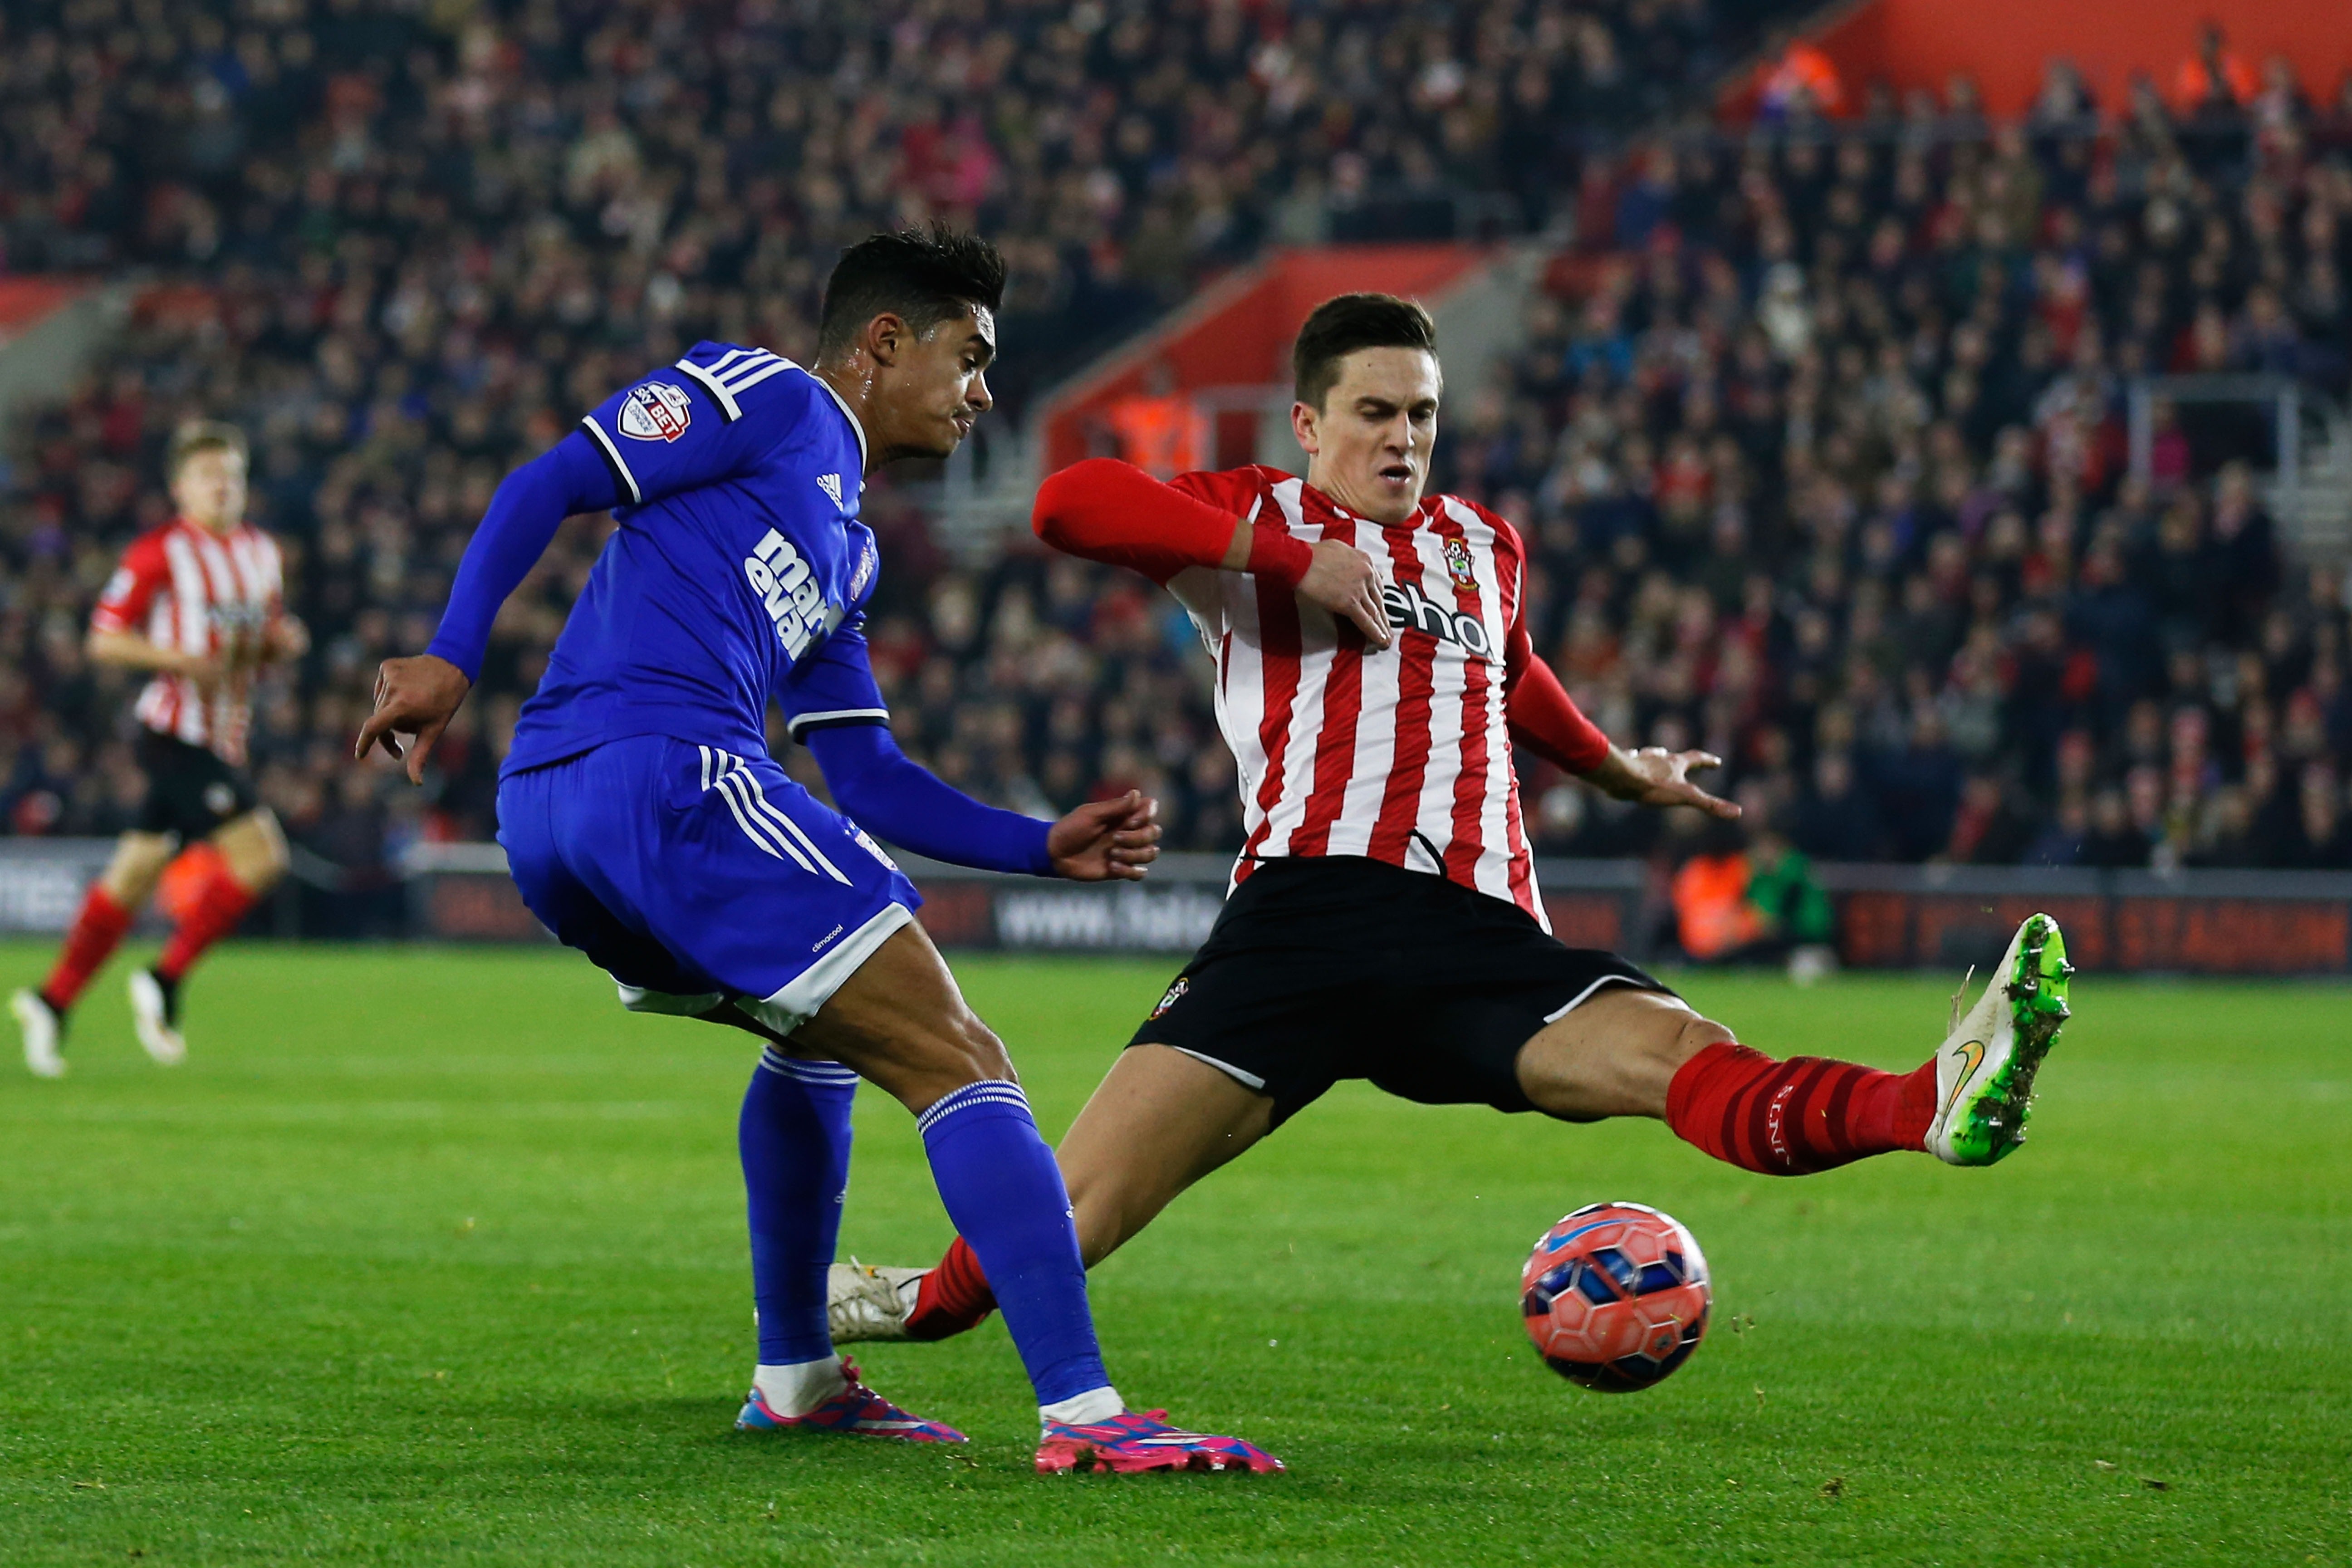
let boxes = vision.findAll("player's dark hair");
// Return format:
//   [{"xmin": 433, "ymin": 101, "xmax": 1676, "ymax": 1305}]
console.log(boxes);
[
  {"xmin": 816, "ymin": 224, "xmax": 1007, "ymax": 359},
  {"xmin": 1292, "ymin": 294, "xmax": 1439, "ymax": 410},
  {"xmin": 166, "ymin": 418, "xmax": 247, "ymax": 479}
]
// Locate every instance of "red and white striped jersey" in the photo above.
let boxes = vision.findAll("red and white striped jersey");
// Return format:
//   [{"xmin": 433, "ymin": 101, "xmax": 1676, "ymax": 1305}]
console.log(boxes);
[
  {"xmin": 1163, "ymin": 466, "xmax": 1546, "ymax": 926},
  {"xmin": 91, "ymin": 516, "xmax": 284, "ymax": 766}
]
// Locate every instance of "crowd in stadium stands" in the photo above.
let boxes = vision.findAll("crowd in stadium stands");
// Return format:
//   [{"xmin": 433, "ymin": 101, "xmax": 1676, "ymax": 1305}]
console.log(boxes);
[
  {"xmin": 1444, "ymin": 60, "xmax": 2352, "ymax": 873},
  {"xmin": 0, "ymin": 0, "xmax": 1771, "ymax": 347},
  {"xmin": 0, "ymin": 0, "xmax": 1786, "ymax": 911},
  {"xmin": 2, "ymin": 0, "xmax": 2352, "ymax": 906},
  {"xmin": 870, "ymin": 60, "xmax": 2352, "ymax": 877}
]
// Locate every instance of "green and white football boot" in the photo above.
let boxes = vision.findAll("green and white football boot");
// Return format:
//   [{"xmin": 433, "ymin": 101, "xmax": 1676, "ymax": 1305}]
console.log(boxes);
[{"xmin": 1924, "ymin": 913, "xmax": 2072, "ymax": 1166}]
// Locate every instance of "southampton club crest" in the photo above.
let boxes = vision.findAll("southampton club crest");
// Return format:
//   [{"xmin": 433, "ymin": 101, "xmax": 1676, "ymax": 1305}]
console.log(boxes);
[
  {"xmin": 1148, "ymin": 977, "xmax": 1189, "ymax": 1021},
  {"xmin": 617, "ymin": 381, "xmax": 694, "ymax": 441},
  {"xmin": 1443, "ymin": 536, "xmax": 1476, "ymax": 588}
]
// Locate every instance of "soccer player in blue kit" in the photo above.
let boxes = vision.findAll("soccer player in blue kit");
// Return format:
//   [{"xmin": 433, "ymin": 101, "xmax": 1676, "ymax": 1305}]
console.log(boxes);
[{"xmin": 355, "ymin": 227, "xmax": 1282, "ymax": 1476}]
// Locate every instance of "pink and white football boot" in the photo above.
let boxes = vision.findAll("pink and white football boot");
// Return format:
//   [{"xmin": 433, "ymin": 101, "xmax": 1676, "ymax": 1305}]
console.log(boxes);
[
  {"xmin": 734, "ymin": 1357, "xmax": 965, "ymax": 1443},
  {"xmin": 1035, "ymin": 1409, "xmax": 1285, "ymax": 1475}
]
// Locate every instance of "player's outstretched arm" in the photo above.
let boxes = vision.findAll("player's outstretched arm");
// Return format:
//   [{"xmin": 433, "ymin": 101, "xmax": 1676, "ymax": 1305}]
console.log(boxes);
[
  {"xmin": 1580, "ymin": 743, "xmax": 1741, "ymax": 819},
  {"xmin": 803, "ymin": 723, "xmax": 1161, "ymax": 881},
  {"xmin": 1033, "ymin": 458, "xmax": 1389, "ymax": 646},
  {"xmin": 355, "ymin": 434, "xmax": 617, "ymax": 783},
  {"xmin": 1503, "ymin": 614, "xmax": 1737, "ymax": 819}
]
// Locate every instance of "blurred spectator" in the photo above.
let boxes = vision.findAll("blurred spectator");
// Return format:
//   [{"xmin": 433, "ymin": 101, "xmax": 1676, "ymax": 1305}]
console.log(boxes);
[
  {"xmin": 2031, "ymin": 61, "xmax": 2098, "ymax": 127},
  {"xmin": 1670, "ymin": 824, "xmax": 1764, "ymax": 960},
  {"xmin": 2288, "ymin": 763, "xmax": 2352, "ymax": 868},
  {"xmin": 1746, "ymin": 820, "xmax": 1833, "ymax": 946},
  {"xmin": 2081, "ymin": 789, "xmax": 2151, "ymax": 868},
  {"xmin": 2173, "ymin": 22, "xmax": 2256, "ymax": 115},
  {"xmin": 1757, "ymin": 30, "xmax": 1844, "ymax": 121},
  {"xmin": 1793, "ymin": 752, "xmax": 1887, "ymax": 862},
  {"xmin": 1106, "ymin": 363, "xmax": 1208, "ymax": 481}
]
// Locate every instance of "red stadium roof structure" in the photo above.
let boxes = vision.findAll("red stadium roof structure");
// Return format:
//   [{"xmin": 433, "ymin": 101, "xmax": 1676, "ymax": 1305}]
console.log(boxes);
[
  {"xmin": 1037, "ymin": 244, "xmax": 1489, "ymax": 475},
  {"xmin": 1721, "ymin": 0, "xmax": 2352, "ymax": 121}
]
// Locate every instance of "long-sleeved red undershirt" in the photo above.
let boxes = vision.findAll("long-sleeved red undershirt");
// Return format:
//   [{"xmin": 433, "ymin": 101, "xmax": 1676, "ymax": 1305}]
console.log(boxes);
[{"xmin": 1031, "ymin": 458, "xmax": 1612, "ymax": 775}]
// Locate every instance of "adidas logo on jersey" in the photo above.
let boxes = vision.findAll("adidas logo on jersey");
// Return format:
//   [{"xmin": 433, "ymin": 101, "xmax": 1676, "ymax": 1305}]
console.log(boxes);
[
  {"xmin": 1382, "ymin": 581, "xmax": 1494, "ymax": 658},
  {"xmin": 816, "ymin": 473, "xmax": 843, "ymax": 507},
  {"xmin": 745, "ymin": 529, "xmax": 828, "ymax": 659}
]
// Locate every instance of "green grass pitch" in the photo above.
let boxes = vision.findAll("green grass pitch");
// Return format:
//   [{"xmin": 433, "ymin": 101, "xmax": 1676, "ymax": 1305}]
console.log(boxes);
[{"xmin": 1, "ymin": 941, "xmax": 2346, "ymax": 1566}]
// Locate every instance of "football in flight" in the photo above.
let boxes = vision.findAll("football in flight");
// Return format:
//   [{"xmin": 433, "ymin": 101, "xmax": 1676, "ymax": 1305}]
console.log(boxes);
[{"xmin": 1521, "ymin": 1202, "xmax": 1712, "ymax": 1392}]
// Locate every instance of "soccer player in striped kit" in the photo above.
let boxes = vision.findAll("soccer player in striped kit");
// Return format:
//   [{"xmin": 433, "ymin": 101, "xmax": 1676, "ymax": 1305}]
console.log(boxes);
[
  {"xmin": 830, "ymin": 293, "xmax": 2075, "ymax": 1348},
  {"xmin": 13, "ymin": 421, "xmax": 303, "ymax": 1078}
]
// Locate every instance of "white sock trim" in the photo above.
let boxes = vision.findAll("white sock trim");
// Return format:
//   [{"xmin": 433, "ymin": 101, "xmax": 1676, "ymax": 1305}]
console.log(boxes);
[
  {"xmin": 753, "ymin": 1355, "xmax": 847, "ymax": 1417},
  {"xmin": 757, "ymin": 1046, "xmax": 860, "ymax": 1086},
  {"xmin": 1039, "ymin": 1386, "xmax": 1124, "ymax": 1426},
  {"xmin": 915, "ymin": 1078, "xmax": 1030, "ymax": 1137}
]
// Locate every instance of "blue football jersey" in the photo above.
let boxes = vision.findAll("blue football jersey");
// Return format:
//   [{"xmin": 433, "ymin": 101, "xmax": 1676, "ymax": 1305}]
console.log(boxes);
[{"xmin": 504, "ymin": 343, "xmax": 890, "ymax": 774}]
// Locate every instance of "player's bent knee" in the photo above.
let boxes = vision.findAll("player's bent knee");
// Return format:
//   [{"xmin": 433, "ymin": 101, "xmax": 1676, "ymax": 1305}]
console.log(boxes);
[
  {"xmin": 943, "ymin": 1011, "xmax": 1014, "ymax": 1085},
  {"xmin": 884, "ymin": 1012, "xmax": 1015, "ymax": 1117},
  {"xmin": 208, "ymin": 812, "xmax": 288, "ymax": 893},
  {"xmin": 1663, "ymin": 1011, "xmax": 1736, "ymax": 1073},
  {"xmin": 101, "ymin": 833, "xmax": 176, "ymax": 904},
  {"xmin": 1519, "ymin": 992, "xmax": 1735, "ymax": 1121}
]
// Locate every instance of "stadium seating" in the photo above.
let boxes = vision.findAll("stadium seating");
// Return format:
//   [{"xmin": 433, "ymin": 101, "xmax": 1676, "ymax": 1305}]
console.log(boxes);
[
  {"xmin": 1440, "ymin": 83, "xmax": 2352, "ymax": 872},
  {"xmin": 2, "ymin": 5, "xmax": 2349, "ymax": 887}
]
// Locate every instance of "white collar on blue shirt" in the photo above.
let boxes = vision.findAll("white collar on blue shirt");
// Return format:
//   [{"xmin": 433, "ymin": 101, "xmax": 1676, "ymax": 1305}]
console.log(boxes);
[{"xmin": 807, "ymin": 370, "xmax": 870, "ymax": 474}]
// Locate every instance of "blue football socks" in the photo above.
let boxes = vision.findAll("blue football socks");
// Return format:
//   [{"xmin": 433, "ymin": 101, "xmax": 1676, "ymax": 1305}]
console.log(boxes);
[
  {"xmin": 740, "ymin": 1047, "xmax": 858, "ymax": 1367},
  {"xmin": 917, "ymin": 1079, "xmax": 1113, "ymax": 1408}
]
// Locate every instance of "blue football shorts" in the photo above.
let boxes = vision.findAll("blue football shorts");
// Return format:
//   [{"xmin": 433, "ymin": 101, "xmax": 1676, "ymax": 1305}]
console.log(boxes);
[{"xmin": 498, "ymin": 735, "xmax": 922, "ymax": 1035}]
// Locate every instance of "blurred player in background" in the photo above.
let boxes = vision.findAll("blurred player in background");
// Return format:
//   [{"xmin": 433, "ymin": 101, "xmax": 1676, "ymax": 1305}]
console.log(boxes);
[
  {"xmin": 831, "ymin": 293, "xmax": 2075, "ymax": 1347},
  {"xmin": 12, "ymin": 421, "xmax": 303, "ymax": 1078},
  {"xmin": 355, "ymin": 227, "xmax": 1280, "ymax": 1475}
]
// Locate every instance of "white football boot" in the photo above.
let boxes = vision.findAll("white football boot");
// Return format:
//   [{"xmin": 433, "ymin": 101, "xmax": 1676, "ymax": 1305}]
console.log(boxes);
[
  {"xmin": 827, "ymin": 1260, "xmax": 927, "ymax": 1343},
  {"xmin": 1925, "ymin": 913, "xmax": 2072, "ymax": 1166},
  {"xmin": 127, "ymin": 968, "xmax": 186, "ymax": 1067},
  {"xmin": 11, "ymin": 989, "xmax": 66, "ymax": 1079}
]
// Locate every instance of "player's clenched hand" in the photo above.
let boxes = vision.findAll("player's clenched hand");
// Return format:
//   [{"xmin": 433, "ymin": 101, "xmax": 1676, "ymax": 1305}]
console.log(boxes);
[
  {"xmin": 1047, "ymin": 789, "xmax": 1162, "ymax": 882},
  {"xmin": 266, "ymin": 615, "xmax": 311, "ymax": 663},
  {"xmin": 1297, "ymin": 539, "xmax": 1392, "ymax": 650},
  {"xmin": 175, "ymin": 651, "xmax": 228, "ymax": 697},
  {"xmin": 355, "ymin": 654, "xmax": 472, "ymax": 785},
  {"xmin": 1589, "ymin": 745, "xmax": 1740, "ymax": 820}
]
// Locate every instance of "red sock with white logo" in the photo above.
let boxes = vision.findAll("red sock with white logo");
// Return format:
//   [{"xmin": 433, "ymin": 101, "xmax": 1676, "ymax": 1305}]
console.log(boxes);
[
  {"xmin": 157, "ymin": 867, "xmax": 258, "ymax": 984},
  {"xmin": 41, "ymin": 886, "xmax": 135, "ymax": 1011},
  {"xmin": 1665, "ymin": 1043, "xmax": 1936, "ymax": 1175},
  {"xmin": 907, "ymin": 1235, "xmax": 997, "ymax": 1340}
]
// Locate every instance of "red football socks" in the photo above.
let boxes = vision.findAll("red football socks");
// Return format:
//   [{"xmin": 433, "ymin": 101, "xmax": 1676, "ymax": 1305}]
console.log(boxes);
[
  {"xmin": 1665, "ymin": 1042, "xmax": 1936, "ymax": 1176},
  {"xmin": 905, "ymin": 1045, "xmax": 1934, "ymax": 1336},
  {"xmin": 41, "ymin": 886, "xmax": 135, "ymax": 1011},
  {"xmin": 907, "ymin": 1235, "xmax": 997, "ymax": 1340},
  {"xmin": 157, "ymin": 867, "xmax": 258, "ymax": 984}
]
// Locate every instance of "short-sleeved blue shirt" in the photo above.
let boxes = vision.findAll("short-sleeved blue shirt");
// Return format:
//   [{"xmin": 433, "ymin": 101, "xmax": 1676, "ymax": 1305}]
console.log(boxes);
[{"xmin": 504, "ymin": 343, "xmax": 889, "ymax": 776}]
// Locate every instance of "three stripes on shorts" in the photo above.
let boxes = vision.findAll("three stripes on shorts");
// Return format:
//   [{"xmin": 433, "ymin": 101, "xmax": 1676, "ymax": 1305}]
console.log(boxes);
[{"xmin": 700, "ymin": 745, "xmax": 849, "ymax": 884}]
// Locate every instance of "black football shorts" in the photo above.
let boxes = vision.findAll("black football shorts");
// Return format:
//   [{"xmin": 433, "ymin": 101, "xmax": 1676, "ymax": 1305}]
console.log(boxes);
[
  {"xmin": 1128, "ymin": 855, "xmax": 1674, "ymax": 1128},
  {"xmin": 136, "ymin": 729, "xmax": 260, "ymax": 843}
]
